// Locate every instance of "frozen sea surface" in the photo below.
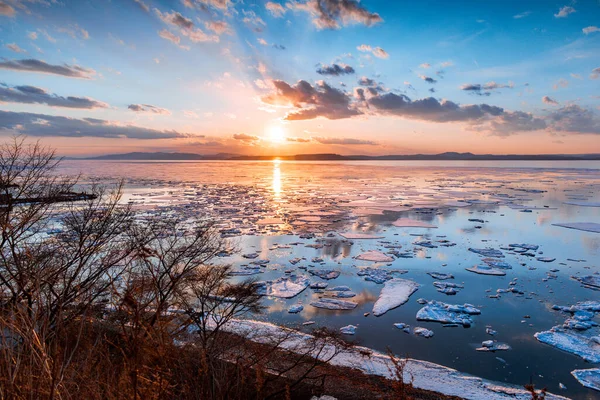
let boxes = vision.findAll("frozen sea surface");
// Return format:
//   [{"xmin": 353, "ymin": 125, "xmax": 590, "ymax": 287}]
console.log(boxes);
[{"xmin": 59, "ymin": 160, "xmax": 600, "ymax": 399}]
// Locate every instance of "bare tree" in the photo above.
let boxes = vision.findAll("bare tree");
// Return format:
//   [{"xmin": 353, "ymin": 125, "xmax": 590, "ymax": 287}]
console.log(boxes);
[
  {"xmin": 0, "ymin": 138, "xmax": 135, "ymax": 399},
  {"xmin": 0, "ymin": 137, "xmax": 379, "ymax": 400}
]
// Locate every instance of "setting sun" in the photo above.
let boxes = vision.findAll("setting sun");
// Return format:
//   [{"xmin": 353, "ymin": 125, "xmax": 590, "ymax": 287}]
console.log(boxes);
[{"xmin": 267, "ymin": 125, "xmax": 286, "ymax": 144}]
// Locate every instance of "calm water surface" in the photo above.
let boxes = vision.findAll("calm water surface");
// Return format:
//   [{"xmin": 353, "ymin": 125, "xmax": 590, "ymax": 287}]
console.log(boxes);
[{"xmin": 60, "ymin": 160, "xmax": 600, "ymax": 399}]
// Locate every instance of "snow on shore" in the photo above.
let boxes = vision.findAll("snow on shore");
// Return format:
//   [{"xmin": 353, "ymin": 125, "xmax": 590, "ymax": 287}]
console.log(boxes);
[{"xmin": 213, "ymin": 319, "xmax": 567, "ymax": 400}]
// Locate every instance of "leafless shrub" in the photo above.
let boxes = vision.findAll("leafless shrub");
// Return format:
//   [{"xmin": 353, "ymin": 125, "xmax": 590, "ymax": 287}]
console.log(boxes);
[{"xmin": 0, "ymin": 137, "xmax": 359, "ymax": 400}]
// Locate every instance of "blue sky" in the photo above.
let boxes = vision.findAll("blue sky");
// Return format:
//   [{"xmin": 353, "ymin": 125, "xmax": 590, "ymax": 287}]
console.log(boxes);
[{"xmin": 0, "ymin": 0, "xmax": 599, "ymax": 155}]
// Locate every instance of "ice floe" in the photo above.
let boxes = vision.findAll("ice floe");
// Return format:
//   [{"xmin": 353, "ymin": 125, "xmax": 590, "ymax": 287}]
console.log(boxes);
[
  {"xmin": 433, "ymin": 281, "xmax": 464, "ymax": 295},
  {"xmin": 427, "ymin": 272, "xmax": 454, "ymax": 280},
  {"xmin": 323, "ymin": 286, "xmax": 357, "ymax": 298},
  {"xmin": 310, "ymin": 298, "xmax": 358, "ymax": 310},
  {"xmin": 309, "ymin": 269, "xmax": 341, "ymax": 280},
  {"xmin": 288, "ymin": 304, "xmax": 304, "ymax": 313},
  {"xmin": 570, "ymin": 368, "xmax": 600, "ymax": 392},
  {"xmin": 552, "ymin": 222, "xmax": 600, "ymax": 233},
  {"xmin": 339, "ymin": 232, "xmax": 385, "ymax": 239},
  {"xmin": 355, "ymin": 250, "xmax": 395, "ymax": 263},
  {"xmin": 310, "ymin": 281, "xmax": 329, "ymax": 289},
  {"xmin": 564, "ymin": 201, "xmax": 600, "ymax": 207},
  {"xmin": 537, "ymin": 257, "xmax": 556, "ymax": 263},
  {"xmin": 229, "ymin": 265, "xmax": 263, "ymax": 276},
  {"xmin": 394, "ymin": 322, "xmax": 411, "ymax": 333},
  {"xmin": 476, "ymin": 341, "xmax": 511, "ymax": 352},
  {"xmin": 482, "ymin": 258, "xmax": 512, "ymax": 269},
  {"xmin": 466, "ymin": 265, "xmax": 506, "ymax": 276},
  {"xmin": 357, "ymin": 267, "xmax": 407, "ymax": 284},
  {"xmin": 372, "ymin": 278, "xmax": 420, "ymax": 316},
  {"xmin": 416, "ymin": 301, "xmax": 481, "ymax": 327},
  {"xmin": 469, "ymin": 248, "xmax": 504, "ymax": 258},
  {"xmin": 255, "ymin": 275, "xmax": 310, "ymax": 298},
  {"xmin": 572, "ymin": 275, "xmax": 600, "ymax": 290},
  {"xmin": 414, "ymin": 327, "xmax": 434, "ymax": 338},
  {"xmin": 534, "ymin": 327, "xmax": 600, "ymax": 363},
  {"xmin": 340, "ymin": 325, "xmax": 357, "ymax": 335}
]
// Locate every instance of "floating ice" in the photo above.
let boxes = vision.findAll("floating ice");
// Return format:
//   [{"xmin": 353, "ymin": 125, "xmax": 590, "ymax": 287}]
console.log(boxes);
[
  {"xmin": 242, "ymin": 252, "xmax": 259, "ymax": 259},
  {"xmin": 310, "ymin": 281, "xmax": 329, "ymax": 289},
  {"xmin": 355, "ymin": 250, "xmax": 394, "ymax": 263},
  {"xmin": 433, "ymin": 281, "xmax": 464, "ymax": 295},
  {"xmin": 392, "ymin": 218, "xmax": 437, "ymax": 228},
  {"xmin": 394, "ymin": 322, "xmax": 411, "ymax": 333},
  {"xmin": 486, "ymin": 327, "xmax": 498, "ymax": 336},
  {"xmin": 324, "ymin": 286, "xmax": 357, "ymax": 298},
  {"xmin": 564, "ymin": 201, "xmax": 600, "ymax": 207},
  {"xmin": 563, "ymin": 316, "xmax": 596, "ymax": 331},
  {"xmin": 508, "ymin": 243, "xmax": 539, "ymax": 251},
  {"xmin": 340, "ymin": 325, "xmax": 357, "ymax": 335},
  {"xmin": 250, "ymin": 259, "xmax": 270, "ymax": 265},
  {"xmin": 469, "ymin": 248, "xmax": 504, "ymax": 258},
  {"xmin": 414, "ymin": 240, "xmax": 437, "ymax": 248},
  {"xmin": 255, "ymin": 275, "xmax": 310, "ymax": 298},
  {"xmin": 534, "ymin": 327, "xmax": 600, "ymax": 363},
  {"xmin": 482, "ymin": 258, "xmax": 512, "ymax": 269},
  {"xmin": 229, "ymin": 266, "xmax": 262, "ymax": 276},
  {"xmin": 288, "ymin": 304, "xmax": 304, "ymax": 313},
  {"xmin": 428, "ymin": 272, "xmax": 454, "ymax": 280},
  {"xmin": 570, "ymin": 368, "xmax": 600, "ymax": 392},
  {"xmin": 476, "ymin": 341, "xmax": 511, "ymax": 352},
  {"xmin": 466, "ymin": 265, "xmax": 506, "ymax": 276},
  {"xmin": 552, "ymin": 301, "xmax": 600, "ymax": 313},
  {"xmin": 339, "ymin": 232, "xmax": 385, "ymax": 239},
  {"xmin": 416, "ymin": 301, "xmax": 481, "ymax": 327},
  {"xmin": 372, "ymin": 278, "xmax": 420, "ymax": 317},
  {"xmin": 537, "ymin": 257, "xmax": 556, "ymax": 263},
  {"xmin": 572, "ymin": 275, "xmax": 600, "ymax": 289},
  {"xmin": 552, "ymin": 222, "xmax": 600, "ymax": 234},
  {"xmin": 310, "ymin": 298, "xmax": 358, "ymax": 310},
  {"xmin": 414, "ymin": 327, "xmax": 434, "ymax": 338},
  {"xmin": 357, "ymin": 267, "xmax": 407, "ymax": 284},
  {"xmin": 309, "ymin": 269, "xmax": 341, "ymax": 280}
]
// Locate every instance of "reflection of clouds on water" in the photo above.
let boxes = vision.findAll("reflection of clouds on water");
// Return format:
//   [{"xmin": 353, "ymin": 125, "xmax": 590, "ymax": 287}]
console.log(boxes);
[
  {"xmin": 319, "ymin": 239, "xmax": 353, "ymax": 259},
  {"xmin": 259, "ymin": 237, "xmax": 270, "ymax": 259},
  {"xmin": 458, "ymin": 226, "xmax": 492, "ymax": 235},
  {"xmin": 436, "ymin": 252, "xmax": 448, "ymax": 262},
  {"xmin": 537, "ymin": 214, "xmax": 551, "ymax": 226},
  {"xmin": 582, "ymin": 236, "xmax": 600, "ymax": 254}
]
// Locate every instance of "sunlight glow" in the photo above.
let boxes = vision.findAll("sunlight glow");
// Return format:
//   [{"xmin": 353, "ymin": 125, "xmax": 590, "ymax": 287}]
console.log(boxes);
[{"xmin": 267, "ymin": 125, "xmax": 286, "ymax": 144}]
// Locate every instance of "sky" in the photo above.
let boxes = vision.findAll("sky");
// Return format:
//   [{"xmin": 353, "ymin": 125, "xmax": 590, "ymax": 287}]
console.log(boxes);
[{"xmin": 0, "ymin": 0, "xmax": 599, "ymax": 156}]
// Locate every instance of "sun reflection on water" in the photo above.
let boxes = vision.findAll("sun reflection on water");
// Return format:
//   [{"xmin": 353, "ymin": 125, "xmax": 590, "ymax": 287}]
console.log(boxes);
[{"xmin": 272, "ymin": 158, "xmax": 282, "ymax": 199}]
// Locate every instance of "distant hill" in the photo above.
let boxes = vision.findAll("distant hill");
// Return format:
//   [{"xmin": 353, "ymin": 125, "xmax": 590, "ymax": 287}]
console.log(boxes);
[
  {"xmin": 230, "ymin": 152, "xmax": 600, "ymax": 161},
  {"xmin": 81, "ymin": 152, "xmax": 233, "ymax": 161},
  {"xmin": 73, "ymin": 151, "xmax": 600, "ymax": 161}
]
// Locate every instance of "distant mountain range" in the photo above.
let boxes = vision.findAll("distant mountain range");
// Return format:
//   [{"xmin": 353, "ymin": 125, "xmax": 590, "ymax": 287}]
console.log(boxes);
[{"xmin": 73, "ymin": 151, "xmax": 600, "ymax": 161}]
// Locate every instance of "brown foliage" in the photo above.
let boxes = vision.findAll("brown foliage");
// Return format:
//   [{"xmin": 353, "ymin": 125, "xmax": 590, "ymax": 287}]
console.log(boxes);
[{"xmin": 0, "ymin": 137, "xmax": 355, "ymax": 400}]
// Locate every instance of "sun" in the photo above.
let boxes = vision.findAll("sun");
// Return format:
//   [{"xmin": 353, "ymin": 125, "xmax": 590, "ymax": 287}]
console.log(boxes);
[{"xmin": 267, "ymin": 125, "xmax": 286, "ymax": 144}]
